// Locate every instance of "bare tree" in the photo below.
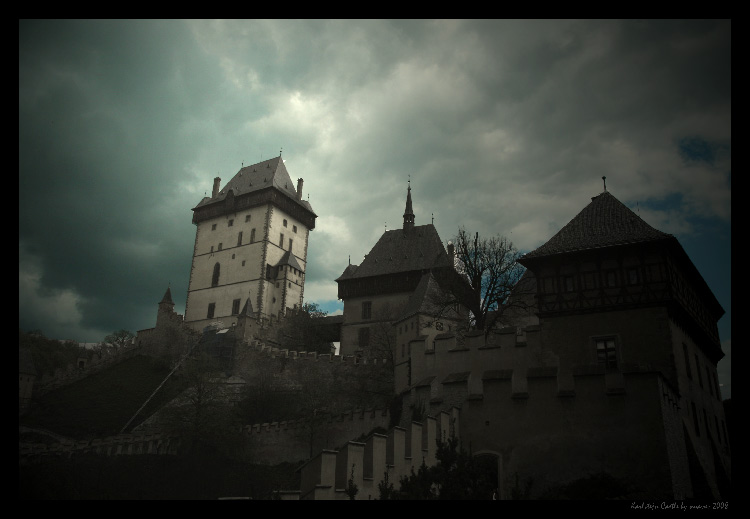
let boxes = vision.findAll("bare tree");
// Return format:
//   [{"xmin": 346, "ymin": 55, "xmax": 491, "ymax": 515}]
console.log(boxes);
[
  {"xmin": 442, "ymin": 227, "xmax": 530, "ymax": 333},
  {"xmin": 103, "ymin": 329, "xmax": 135, "ymax": 353}
]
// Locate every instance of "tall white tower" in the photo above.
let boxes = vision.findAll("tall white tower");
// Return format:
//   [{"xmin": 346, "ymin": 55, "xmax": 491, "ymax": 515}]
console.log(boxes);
[{"xmin": 184, "ymin": 155, "xmax": 316, "ymax": 331}]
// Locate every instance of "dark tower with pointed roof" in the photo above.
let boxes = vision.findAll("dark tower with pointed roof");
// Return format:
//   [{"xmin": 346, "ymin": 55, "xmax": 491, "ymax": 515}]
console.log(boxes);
[
  {"xmin": 184, "ymin": 155, "xmax": 317, "ymax": 332},
  {"xmin": 517, "ymin": 189, "xmax": 729, "ymax": 496},
  {"xmin": 336, "ymin": 183, "xmax": 465, "ymax": 355}
]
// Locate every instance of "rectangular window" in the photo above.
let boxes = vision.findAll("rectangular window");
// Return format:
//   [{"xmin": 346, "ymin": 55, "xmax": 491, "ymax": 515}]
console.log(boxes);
[
  {"xmin": 596, "ymin": 338, "xmax": 617, "ymax": 369},
  {"xmin": 237, "ymin": 231, "xmax": 243, "ymax": 247},
  {"xmin": 250, "ymin": 229, "xmax": 256, "ymax": 243},
  {"xmin": 207, "ymin": 303, "xmax": 216, "ymax": 319},
  {"xmin": 228, "ymin": 219, "xmax": 234, "ymax": 227},
  {"xmin": 564, "ymin": 275, "xmax": 575, "ymax": 292},
  {"xmin": 245, "ymin": 214, "xmax": 251, "ymax": 222},
  {"xmin": 218, "ymin": 243, "xmax": 222, "ymax": 251},
  {"xmin": 362, "ymin": 301, "xmax": 372, "ymax": 320},
  {"xmin": 683, "ymin": 343, "xmax": 692, "ymax": 380},
  {"xmin": 695, "ymin": 354, "xmax": 703, "ymax": 388},
  {"xmin": 289, "ymin": 238, "xmax": 293, "ymax": 252},
  {"xmin": 280, "ymin": 233, "xmax": 284, "ymax": 248},
  {"xmin": 283, "ymin": 219, "xmax": 288, "ymax": 227},
  {"xmin": 211, "ymin": 224, "xmax": 217, "ymax": 231},
  {"xmin": 231, "ymin": 299, "xmax": 241, "ymax": 315},
  {"xmin": 210, "ymin": 246, "xmax": 214, "ymax": 253},
  {"xmin": 358, "ymin": 327, "xmax": 370, "ymax": 348},
  {"xmin": 293, "ymin": 225, "xmax": 297, "ymax": 233}
]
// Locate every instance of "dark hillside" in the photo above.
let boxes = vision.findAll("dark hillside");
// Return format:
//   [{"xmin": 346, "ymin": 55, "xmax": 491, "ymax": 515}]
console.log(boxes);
[{"xmin": 20, "ymin": 355, "xmax": 187, "ymax": 439}]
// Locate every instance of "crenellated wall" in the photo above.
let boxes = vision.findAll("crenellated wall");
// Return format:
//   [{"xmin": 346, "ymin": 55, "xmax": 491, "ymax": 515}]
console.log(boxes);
[
  {"xmin": 290, "ymin": 408, "xmax": 460, "ymax": 500},
  {"xmin": 19, "ymin": 431, "xmax": 179, "ymax": 464},
  {"xmin": 35, "ymin": 343, "xmax": 142, "ymax": 396}
]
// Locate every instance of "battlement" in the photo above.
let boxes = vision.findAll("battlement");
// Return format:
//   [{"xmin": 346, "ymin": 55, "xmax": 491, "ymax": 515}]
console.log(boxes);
[
  {"xmin": 35, "ymin": 343, "xmax": 142, "ymax": 396},
  {"xmin": 290, "ymin": 408, "xmax": 460, "ymax": 500},
  {"xmin": 249, "ymin": 339, "xmax": 389, "ymax": 365},
  {"xmin": 19, "ymin": 431, "xmax": 179, "ymax": 464}
]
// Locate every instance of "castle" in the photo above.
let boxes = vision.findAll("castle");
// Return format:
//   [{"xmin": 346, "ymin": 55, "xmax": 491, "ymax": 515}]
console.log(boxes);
[{"xmin": 133, "ymin": 158, "xmax": 729, "ymax": 500}]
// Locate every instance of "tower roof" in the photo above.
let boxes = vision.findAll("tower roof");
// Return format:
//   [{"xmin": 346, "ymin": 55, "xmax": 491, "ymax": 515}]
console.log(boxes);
[
  {"xmin": 336, "ymin": 224, "xmax": 451, "ymax": 281},
  {"xmin": 160, "ymin": 287, "xmax": 174, "ymax": 305},
  {"xmin": 193, "ymin": 156, "xmax": 316, "ymax": 216},
  {"xmin": 403, "ymin": 181, "xmax": 415, "ymax": 230},
  {"xmin": 521, "ymin": 191, "xmax": 672, "ymax": 261},
  {"xmin": 277, "ymin": 249, "xmax": 304, "ymax": 272}
]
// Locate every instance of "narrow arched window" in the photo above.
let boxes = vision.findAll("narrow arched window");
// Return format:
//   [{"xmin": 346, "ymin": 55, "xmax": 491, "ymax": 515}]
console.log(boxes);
[{"xmin": 212, "ymin": 262, "xmax": 221, "ymax": 287}]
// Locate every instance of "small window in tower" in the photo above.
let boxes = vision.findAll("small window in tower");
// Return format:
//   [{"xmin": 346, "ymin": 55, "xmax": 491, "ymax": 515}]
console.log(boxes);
[
  {"xmin": 212, "ymin": 263, "xmax": 221, "ymax": 287},
  {"xmin": 289, "ymin": 238, "xmax": 293, "ymax": 252},
  {"xmin": 683, "ymin": 343, "xmax": 692, "ymax": 380},
  {"xmin": 228, "ymin": 219, "xmax": 234, "ymax": 227},
  {"xmin": 242, "ymin": 260, "xmax": 246, "ymax": 266},
  {"xmin": 362, "ymin": 301, "xmax": 372, "ymax": 320},
  {"xmin": 250, "ymin": 229, "xmax": 256, "ymax": 243},
  {"xmin": 288, "ymin": 282, "xmax": 291, "ymax": 288},
  {"xmin": 358, "ymin": 327, "xmax": 370, "ymax": 348},
  {"xmin": 245, "ymin": 214, "xmax": 251, "ymax": 222},
  {"xmin": 210, "ymin": 246, "xmax": 214, "ymax": 253},
  {"xmin": 231, "ymin": 299, "xmax": 241, "ymax": 315},
  {"xmin": 280, "ymin": 234, "xmax": 284, "ymax": 248},
  {"xmin": 293, "ymin": 225, "xmax": 297, "ymax": 233},
  {"xmin": 283, "ymin": 219, "xmax": 288, "ymax": 227},
  {"xmin": 218, "ymin": 243, "xmax": 223, "ymax": 251},
  {"xmin": 207, "ymin": 303, "xmax": 216, "ymax": 319},
  {"xmin": 595, "ymin": 338, "xmax": 617, "ymax": 370},
  {"xmin": 212, "ymin": 224, "xmax": 217, "ymax": 231},
  {"xmin": 237, "ymin": 231, "xmax": 243, "ymax": 246}
]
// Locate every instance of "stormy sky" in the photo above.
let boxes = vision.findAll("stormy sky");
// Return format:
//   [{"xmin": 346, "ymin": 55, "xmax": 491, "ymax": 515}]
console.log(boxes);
[{"xmin": 19, "ymin": 20, "xmax": 731, "ymax": 397}]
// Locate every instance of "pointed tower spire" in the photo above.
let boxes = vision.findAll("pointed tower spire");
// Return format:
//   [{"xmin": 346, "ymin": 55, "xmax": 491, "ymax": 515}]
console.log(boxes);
[
  {"xmin": 403, "ymin": 179, "xmax": 415, "ymax": 230},
  {"xmin": 160, "ymin": 286, "xmax": 174, "ymax": 306}
]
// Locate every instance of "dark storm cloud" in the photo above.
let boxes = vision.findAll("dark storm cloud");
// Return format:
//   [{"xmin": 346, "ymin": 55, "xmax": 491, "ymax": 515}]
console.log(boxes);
[{"xmin": 19, "ymin": 20, "xmax": 731, "ymax": 398}]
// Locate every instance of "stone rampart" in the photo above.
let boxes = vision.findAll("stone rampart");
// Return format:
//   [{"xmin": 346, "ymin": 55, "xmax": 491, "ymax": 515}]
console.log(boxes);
[
  {"xmin": 292, "ymin": 408, "xmax": 460, "ymax": 500},
  {"xmin": 34, "ymin": 343, "xmax": 142, "ymax": 396},
  {"xmin": 19, "ymin": 431, "xmax": 179, "ymax": 464}
]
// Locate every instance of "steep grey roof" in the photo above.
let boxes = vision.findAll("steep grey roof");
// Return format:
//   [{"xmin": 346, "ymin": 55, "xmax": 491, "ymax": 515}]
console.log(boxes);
[
  {"xmin": 522, "ymin": 191, "xmax": 672, "ymax": 261},
  {"xmin": 19, "ymin": 348, "xmax": 37, "ymax": 376},
  {"xmin": 336, "ymin": 224, "xmax": 451, "ymax": 281},
  {"xmin": 160, "ymin": 287, "xmax": 174, "ymax": 305},
  {"xmin": 397, "ymin": 272, "xmax": 456, "ymax": 322},
  {"xmin": 193, "ymin": 156, "xmax": 316, "ymax": 216},
  {"xmin": 240, "ymin": 298, "xmax": 255, "ymax": 317},
  {"xmin": 277, "ymin": 250, "xmax": 304, "ymax": 272}
]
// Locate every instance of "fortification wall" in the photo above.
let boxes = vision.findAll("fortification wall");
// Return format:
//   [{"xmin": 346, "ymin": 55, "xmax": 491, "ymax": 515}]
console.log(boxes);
[
  {"xmin": 244, "ymin": 407, "xmax": 391, "ymax": 465},
  {"xmin": 291, "ymin": 408, "xmax": 460, "ymax": 500},
  {"xmin": 35, "ymin": 343, "xmax": 142, "ymax": 396},
  {"xmin": 19, "ymin": 431, "xmax": 179, "ymax": 464}
]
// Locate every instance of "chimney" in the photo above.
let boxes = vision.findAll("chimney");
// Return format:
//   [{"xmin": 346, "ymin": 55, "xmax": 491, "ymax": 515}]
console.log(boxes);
[
  {"xmin": 297, "ymin": 178, "xmax": 304, "ymax": 200},
  {"xmin": 212, "ymin": 177, "xmax": 221, "ymax": 198}
]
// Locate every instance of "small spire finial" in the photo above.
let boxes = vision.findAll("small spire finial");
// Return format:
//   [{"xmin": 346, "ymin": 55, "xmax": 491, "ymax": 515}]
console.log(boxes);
[
  {"xmin": 602, "ymin": 176, "xmax": 607, "ymax": 192},
  {"xmin": 280, "ymin": 147, "xmax": 283, "ymax": 156}
]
